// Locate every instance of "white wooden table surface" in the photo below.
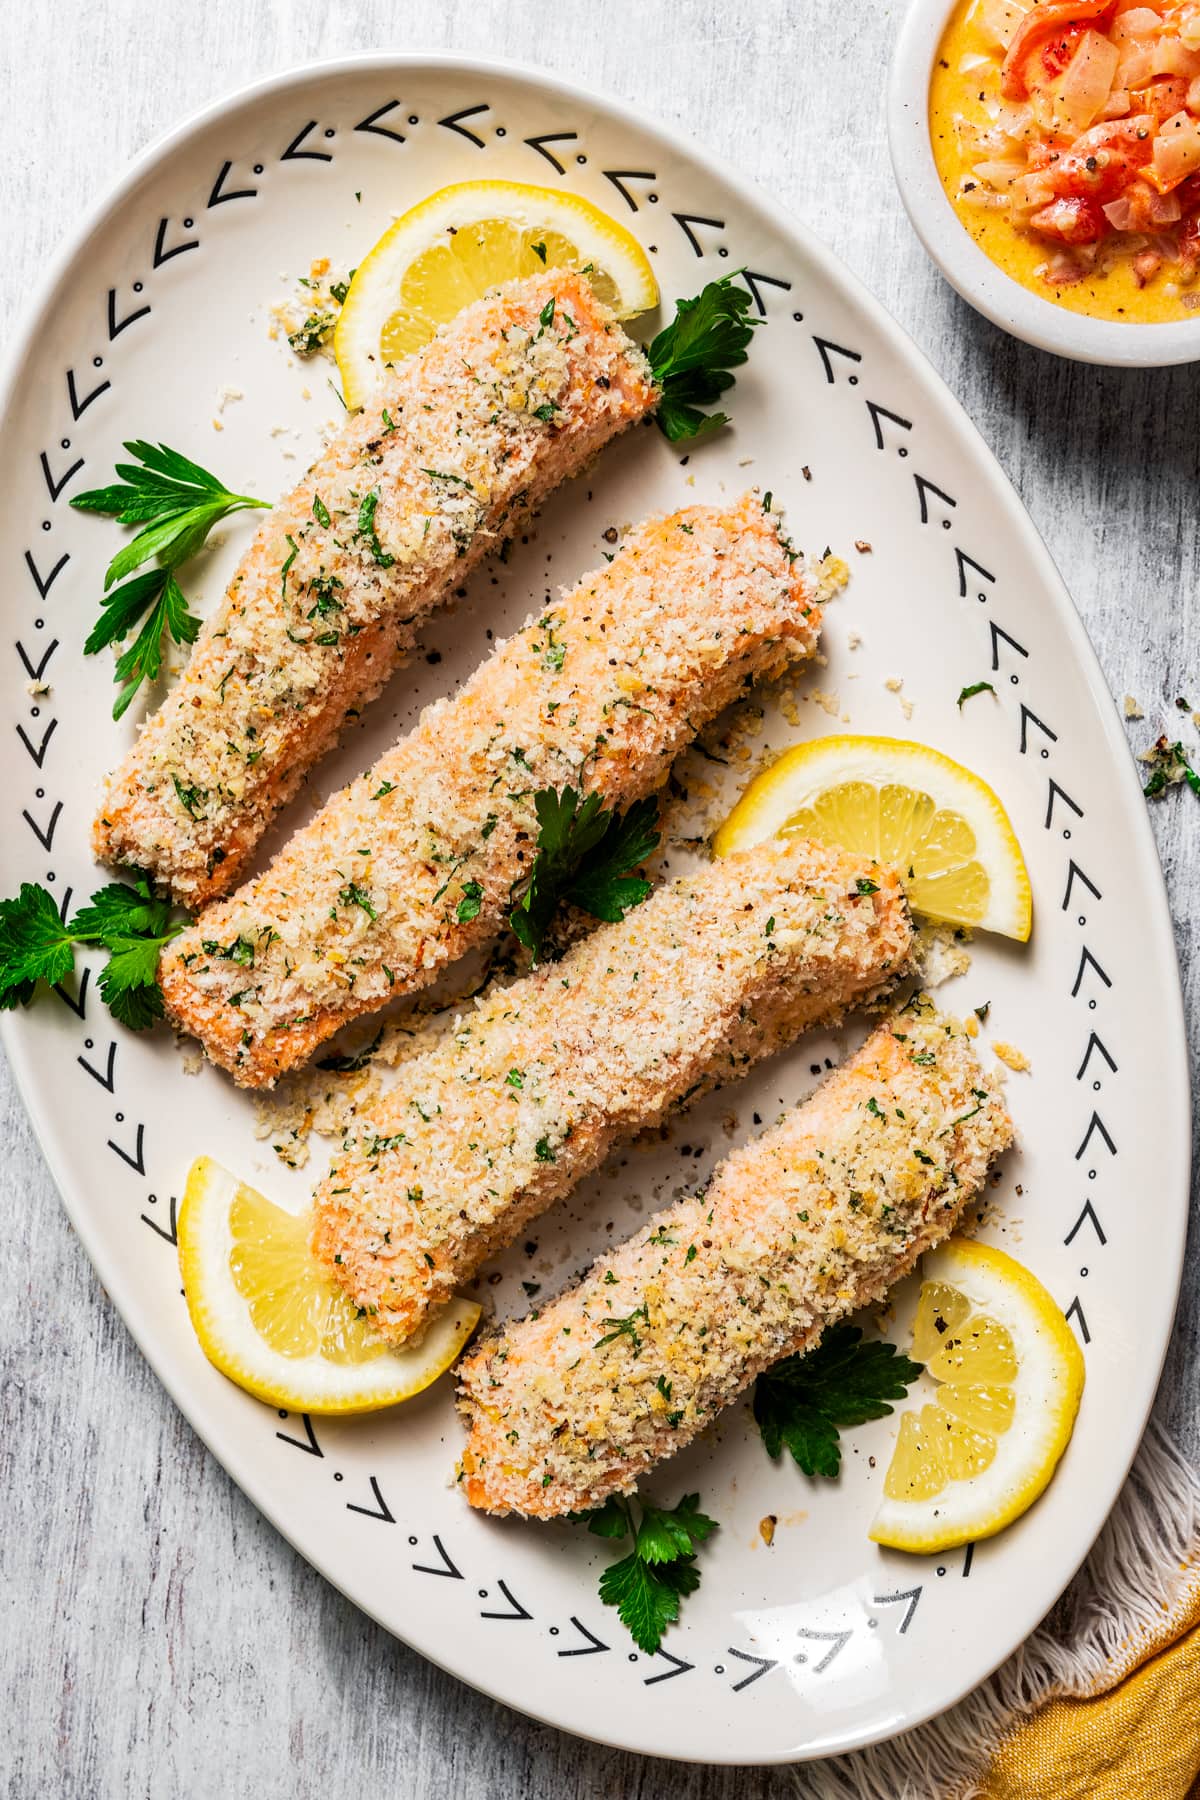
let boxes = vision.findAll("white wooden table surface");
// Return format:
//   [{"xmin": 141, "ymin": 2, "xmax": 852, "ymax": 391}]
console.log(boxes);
[{"xmin": 3, "ymin": 2, "xmax": 1197, "ymax": 1793}]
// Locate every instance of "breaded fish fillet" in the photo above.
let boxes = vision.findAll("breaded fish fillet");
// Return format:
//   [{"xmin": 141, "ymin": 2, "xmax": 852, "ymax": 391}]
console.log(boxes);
[
  {"xmin": 457, "ymin": 1006, "xmax": 1013, "ymax": 1519},
  {"xmin": 311, "ymin": 838, "xmax": 913, "ymax": 1343},
  {"xmin": 160, "ymin": 494, "xmax": 820, "ymax": 1087},
  {"xmin": 94, "ymin": 271, "xmax": 657, "ymax": 906}
]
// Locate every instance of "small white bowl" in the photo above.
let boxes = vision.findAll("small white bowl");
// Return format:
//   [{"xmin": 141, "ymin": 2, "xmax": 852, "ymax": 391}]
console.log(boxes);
[{"xmin": 887, "ymin": 0, "xmax": 1200, "ymax": 365}]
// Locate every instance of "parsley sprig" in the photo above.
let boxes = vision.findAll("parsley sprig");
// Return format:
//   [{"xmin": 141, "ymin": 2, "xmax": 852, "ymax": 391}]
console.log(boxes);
[
  {"xmin": 72, "ymin": 441, "xmax": 270, "ymax": 719},
  {"xmin": 645, "ymin": 275, "xmax": 757, "ymax": 442},
  {"xmin": 0, "ymin": 876, "xmax": 187, "ymax": 1029},
  {"xmin": 753, "ymin": 1324, "xmax": 923, "ymax": 1478},
  {"xmin": 580, "ymin": 1492, "xmax": 718, "ymax": 1653},
  {"xmin": 1142, "ymin": 735, "xmax": 1200, "ymax": 799},
  {"xmin": 509, "ymin": 786, "xmax": 660, "ymax": 961}
]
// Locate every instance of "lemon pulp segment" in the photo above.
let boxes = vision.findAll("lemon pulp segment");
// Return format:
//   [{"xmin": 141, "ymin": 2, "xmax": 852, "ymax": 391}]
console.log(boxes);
[{"xmin": 870, "ymin": 1238, "xmax": 1084, "ymax": 1552}]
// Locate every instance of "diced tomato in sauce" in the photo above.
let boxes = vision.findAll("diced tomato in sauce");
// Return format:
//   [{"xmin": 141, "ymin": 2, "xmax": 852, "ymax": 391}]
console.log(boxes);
[
  {"xmin": 1000, "ymin": 0, "xmax": 1118, "ymax": 98},
  {"xmin": 1030, "ymin": 195, "xmax": 1109, "ymax": 240},
  {"xmin": 1040, "ymin": 20, "xmax": 1092, "ymax": 80},
  {"xmin": 1035, "ymin": 120, "xmax": 1156, "ymax": 201},
  {"xmin": 964, "ymin": 0, "xmax": 1200, "ymax": 284}
]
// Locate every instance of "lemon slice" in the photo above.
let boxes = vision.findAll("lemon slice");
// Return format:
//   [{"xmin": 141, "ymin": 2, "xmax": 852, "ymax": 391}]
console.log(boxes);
[
  {"xmin": 178, "ymin": 1157, "xmax": 480, "ymax": 1413},
  {"xmin": 870, "ymin": 1238, "xmax": 1084, "ymax": 1552},
  {"xmin": 335, "ymin": 180, "xmax": 659, "ymax": 407},
  {"xmin": 714, "ymin": 734, "xmax": 1032, "ymax": 939}
]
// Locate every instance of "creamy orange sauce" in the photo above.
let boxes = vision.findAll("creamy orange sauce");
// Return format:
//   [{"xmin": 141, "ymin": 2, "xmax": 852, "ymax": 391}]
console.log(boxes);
[{"xmin": 930, "ymin": 0, "xmax": 1200, "ymax": 321}]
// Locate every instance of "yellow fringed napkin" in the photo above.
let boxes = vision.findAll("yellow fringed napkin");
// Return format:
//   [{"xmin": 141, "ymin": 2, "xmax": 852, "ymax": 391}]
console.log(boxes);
[
  {"xmin": 791, "ymin": 1421, "xmax": 1200, "ymax": 1800},
  {"xmin": 980, "ymin": 1563, "xmax": 1200, "ymax": 1800}
]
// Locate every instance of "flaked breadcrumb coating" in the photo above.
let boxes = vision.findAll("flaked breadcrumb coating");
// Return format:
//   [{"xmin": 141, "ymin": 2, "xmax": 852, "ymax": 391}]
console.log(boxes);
[
  {"xmin": 160, "ymin": 494, "xmax": 821, "ymax": 1087},
  {"xmin": 457, "ymin": 1004, "xmax": 1013, "ymax": 1519},
  {"xmin": 94, "ymin": 271, "xmax": 657, "ymax": 906},
  {"xmin": 311, "ymin": 837, "xmax": 913, "ymax": 1343}
]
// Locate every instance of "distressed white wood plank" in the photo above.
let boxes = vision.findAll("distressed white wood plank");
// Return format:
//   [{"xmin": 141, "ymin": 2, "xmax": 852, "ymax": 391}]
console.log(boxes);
[{"xmin": 1, "ymin": 0, "xmax": 1196, "ymax": 1792}]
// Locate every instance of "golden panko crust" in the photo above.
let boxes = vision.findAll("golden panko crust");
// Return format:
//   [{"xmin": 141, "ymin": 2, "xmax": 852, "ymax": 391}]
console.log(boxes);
[
  {"xmin": 457, "ymin": 1004, "xmax": 1014, "ymax": 1519},
  {"xmin": 311, "ymin": 836, "xmax": 913, "ymax": 1343},
  {"xmin": 95, "ymin": 270, "xmax": 657, "ymax": 906},
  {"xmin": 161, "ymin": 493, "xmax": 821, "ymax": 1086}
]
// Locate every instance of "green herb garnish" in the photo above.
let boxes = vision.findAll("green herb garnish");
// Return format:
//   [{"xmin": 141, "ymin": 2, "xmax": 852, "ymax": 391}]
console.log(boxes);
[
  {"xmin": 355, "ymin": 489, "xmax": 395, "ymax": 568},
  {"xmin": 72, "ymin": 441, "xmax": 269, "ymax": 718},
  {"xmin": 337, "ymin": 881, "xmax": 377, "ymax": 921},
  {"xmin": 594, "ymin": 1305, "xmax": 647, "ymax": 1351},
  {"xmin": 957, "ymin": 681, "xmax": 996, "ymax": 709},
  {"xmin": 508, "ymin": 786, "xmax": 660, "ymax": 961},
  {"xmin": 171, "ymin": 774, "xmax": 208, "ymax": 820},
  {"xmin": 1143, "ymin": 735, "xmax": 1200, "ymax": 799},
  {"xmin": 644, "ymin": 275, "xmax": 757, "ymax": 442},
  {"xmin": 288, "ymin": 312, "xmax": 337, "ymax": 355},
  {"xmin": 456, "ymin": 880, "xmax": 484, "ymax": 923},
  {"xmin": 0, "ymin": 875, "xmax": 187, "ymax": 1030},
  {"xmin": 577, "ymin": 1492, "xmax": 718, "ymax": 1654},
  {"xmin": 753, "ymin": 1323, "xmax": 922, "ymax": 1479}
]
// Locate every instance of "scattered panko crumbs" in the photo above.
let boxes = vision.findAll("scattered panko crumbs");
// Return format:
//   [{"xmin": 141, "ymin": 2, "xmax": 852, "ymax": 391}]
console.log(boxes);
[
  {"xmin": 814, "ymin": 552, "xmax": 850, "ymax": 604},
  {"xmin": 993, "ymin": 1040, "xmax": 1031, "ymax": 1073},
  {"xmin": 915, "ymin": 921, "xmax": 973, "ymax": 986},
  {"xmin": 884, "ymin": 675, "xmax": 914, "ymax": 721}
]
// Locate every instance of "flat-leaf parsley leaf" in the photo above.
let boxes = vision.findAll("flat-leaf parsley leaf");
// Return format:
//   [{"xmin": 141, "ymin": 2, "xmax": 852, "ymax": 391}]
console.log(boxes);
[
  {"xmin": 509, "ymin": 786, "xmax": 659, "ymax": 961},
  {"xmin": 0, "ymin": 874, "xmax": 188, "ymax": 1028},
  {"xmin": 73, "ymin": 441, "xmax": 269, "ymax": 718},
  {"xmin": 576, "ymin": 1492, "xmax": 718, "ymax": 1653},
  {"xmin": 752, "ymin": 1323, "xmax": 923, "ymax": 1479},
  {"xmin": 645, "ymin": 275, "xmax": 757, "ymax": 442}
]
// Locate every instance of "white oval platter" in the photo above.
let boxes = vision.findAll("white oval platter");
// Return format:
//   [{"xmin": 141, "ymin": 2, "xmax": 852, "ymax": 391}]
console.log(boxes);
[{"xmin": 0, "ymin": 53, "xmax": 1188, "ymax": 1767}]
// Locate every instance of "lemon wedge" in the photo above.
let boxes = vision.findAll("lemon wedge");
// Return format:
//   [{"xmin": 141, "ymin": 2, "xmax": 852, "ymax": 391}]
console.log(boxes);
[
  {"xmin": 714, "ymin": 734, "xmax": 1032, "ymax": 940},
  {"xmin": 335, "ymin": 180, "xmax": 659, "ymax": 408},
  {"xmin": 178, "ymin": 1157, "xmax": 480, "ymax": 1413},
  {"xmin": 870, "ymin": 1238, "xmax": 1084, "ymax": 1553}
]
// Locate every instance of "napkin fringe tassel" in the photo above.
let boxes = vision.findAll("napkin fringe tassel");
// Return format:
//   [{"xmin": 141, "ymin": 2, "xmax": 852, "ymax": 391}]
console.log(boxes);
[{"xmin": 789, "ymin": 1416, "xmax": 1200, "ymax": 1800}]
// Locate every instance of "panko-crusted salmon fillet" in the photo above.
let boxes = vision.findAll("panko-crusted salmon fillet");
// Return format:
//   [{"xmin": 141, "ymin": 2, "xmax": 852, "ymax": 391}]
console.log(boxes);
[
  {"xmin": 311, "ymin": 838, "xmax": 913, "ymax": 1344},
  {"xmin": 457, "ymin": 1006, "xmax": 1013, "ymax": 1519},
  {"xmin": 94, "ymin": 271, "xmax": 657, "ymax": 906},
  {"xmin": 160, "ymin": 494, "xmax": 820, "ymax": 1087}
]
